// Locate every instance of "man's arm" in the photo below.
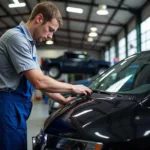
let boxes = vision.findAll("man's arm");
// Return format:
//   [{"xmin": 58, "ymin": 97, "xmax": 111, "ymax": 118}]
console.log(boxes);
[{"xmin": 24, "ymin": 69, "xmax": 92, "ymax": 95}]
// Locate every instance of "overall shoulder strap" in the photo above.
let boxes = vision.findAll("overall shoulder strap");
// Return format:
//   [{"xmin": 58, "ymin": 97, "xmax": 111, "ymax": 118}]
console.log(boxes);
[{"xmin": 14, "ymin": 26, "xmax": 25, "ymax": 35}]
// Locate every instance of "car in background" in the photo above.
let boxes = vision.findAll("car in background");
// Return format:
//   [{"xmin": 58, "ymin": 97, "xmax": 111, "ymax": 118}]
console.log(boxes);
[
  {"xmin": 41, "ymin": 51, "xmax": 110, "ymax": 79},
  {"xmin": 33, "ymin": 51, "xmax": 150, "ymax": 150}
]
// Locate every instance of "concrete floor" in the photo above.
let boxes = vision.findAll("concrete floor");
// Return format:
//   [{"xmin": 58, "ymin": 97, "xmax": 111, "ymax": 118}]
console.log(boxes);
[{"xmin": 27, "ymin": 101, "xmax": 49, "ymax": 150}]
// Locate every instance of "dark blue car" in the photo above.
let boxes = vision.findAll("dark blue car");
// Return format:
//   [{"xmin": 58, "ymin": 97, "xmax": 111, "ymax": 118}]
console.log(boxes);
[{"xmin": 41, "ymin": 51, "xmax": 110, "ymax": 79}]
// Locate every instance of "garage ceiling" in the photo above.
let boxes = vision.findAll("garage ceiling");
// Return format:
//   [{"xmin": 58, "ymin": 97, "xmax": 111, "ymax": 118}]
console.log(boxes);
[{"xmin": 0, "ymin": 0, "xmax": 149, "ymax": 51}]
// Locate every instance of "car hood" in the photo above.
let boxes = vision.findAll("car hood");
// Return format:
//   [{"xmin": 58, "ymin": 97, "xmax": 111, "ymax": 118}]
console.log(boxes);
[{"xmin": 44, "ymin": 92, "xmax": 147, "ymax": 143}]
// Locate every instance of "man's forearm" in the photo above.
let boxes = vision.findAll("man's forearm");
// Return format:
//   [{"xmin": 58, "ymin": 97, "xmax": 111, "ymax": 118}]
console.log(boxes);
[
  {"xmin": 37, "ymin": 75, "xmax": 73, "ymax": 93},
  {"xmin": 24, "ymin": 69, "xmax": 92, "ymax": 95},
  {"xmin": 43, "ymin": 92, "xmax": 66, "ymax": 105},
  {"xmin": 24, "ymin": 69, "xmax": 73, "ymax": 93}
]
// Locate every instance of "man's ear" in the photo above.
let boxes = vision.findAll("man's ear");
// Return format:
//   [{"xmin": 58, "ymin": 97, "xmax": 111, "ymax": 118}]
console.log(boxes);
[{"xmin": 35, "ymin": 13, "xmax": 44, "ymax": 24}]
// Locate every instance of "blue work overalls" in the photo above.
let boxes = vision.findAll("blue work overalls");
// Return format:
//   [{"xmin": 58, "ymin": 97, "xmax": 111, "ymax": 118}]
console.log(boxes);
[{"xmin": 0, "ymin": 26, "xmax": 35, "ymax": 150}]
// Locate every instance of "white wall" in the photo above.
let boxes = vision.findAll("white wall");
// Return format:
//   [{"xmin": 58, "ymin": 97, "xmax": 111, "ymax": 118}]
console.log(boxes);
[
  {"xmin": 118, "ymin": 29, "xmax": 125, "ymax": 41},
  {"xmin": 128, "ymin": 17, "xmax": 136, "ymax": 32},
  {"xmin": 37, "ymin": 48, "xmax": 67, "ymax": 65},
  {"xmin": 110, "ymin": 40, "xmax": 115, "ymax": 47},
  {"xmin": 86, "ymin": 50, "xmax": 101, "ymax": 60}
]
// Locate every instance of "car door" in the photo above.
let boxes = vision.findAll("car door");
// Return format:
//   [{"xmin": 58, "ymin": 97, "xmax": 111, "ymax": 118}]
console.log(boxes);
[
  {"xmin": 78, "ymin": 55, "xmax": 95, "ymax": 73},
  {"xmin": 62, "ymin": 53, "xmax": 82, "ymax": 73}
]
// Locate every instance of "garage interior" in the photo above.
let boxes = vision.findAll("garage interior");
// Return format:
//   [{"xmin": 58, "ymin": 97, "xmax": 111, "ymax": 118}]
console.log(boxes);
[{"xmin": 0, "ymin": 0, "xmax": 150, "ymax": 149}]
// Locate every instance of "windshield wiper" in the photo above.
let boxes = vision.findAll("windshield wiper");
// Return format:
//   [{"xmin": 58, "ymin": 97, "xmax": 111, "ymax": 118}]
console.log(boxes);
[
  {"xmin": 92, "ymin": 89, "xmax": 112, "ymax": 95},
  {"xmin": 91, "ymin": 89, "xmax": 125, "ymax": 98}
]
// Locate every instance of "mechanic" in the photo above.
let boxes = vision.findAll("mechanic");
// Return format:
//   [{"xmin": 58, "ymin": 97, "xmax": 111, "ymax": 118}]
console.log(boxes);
[{"xmin": 0, "ymin": 2, "xmax": 92, "ymax": 150}]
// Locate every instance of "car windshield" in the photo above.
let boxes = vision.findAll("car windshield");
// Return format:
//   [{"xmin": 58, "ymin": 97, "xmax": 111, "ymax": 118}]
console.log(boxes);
[
  {"xmin": 65, "ymin": 53, "xmax": 89, "ymax": 60},
  {"xmin": 88, "ymin": 52, "xmax": 150, "ymax": 94}
]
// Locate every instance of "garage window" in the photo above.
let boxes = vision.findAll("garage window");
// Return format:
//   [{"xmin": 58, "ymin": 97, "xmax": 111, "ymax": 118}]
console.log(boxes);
[
  {"xmin": 127, "ymin": 29, "xmax": 137, "ymax": 56},
  {"xmin": 105, "ymin": 50, "xmax": 109, "ymax": 62},
  {"xmin": 141, "ymin": 17, "xmax": 150, "ymax": 51},
  {"xmin": 118, "ymin": 38, "xmax": 126, "ymax": 61},
  {"xmin": 110, "ymin": 46, "xmax": 115, "ymax": 66}
]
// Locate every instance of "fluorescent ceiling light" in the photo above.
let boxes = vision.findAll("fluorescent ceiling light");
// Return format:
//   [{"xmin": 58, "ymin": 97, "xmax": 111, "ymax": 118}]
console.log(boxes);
[
  {"xmin": 66, "ymin": 7, "xmax": 83, "ymax": 13},
  {"xmin": 89, "ymin": 32, "xmax": 98, "ymax": 37},
  {"xmin": 97, "ymin": 4, "xmax": 109, "ymax": 15},
  {"xmin": 87, "ymin": 37, "xmax": 94, "ymax": 42},
  {"xmin": 9, "ymin": 3, "xmax": 26, "ymax": 8},
  {"xmin": 46, "ymin": 40, "xmax": 54, "ymax": 45},
  {"xmin": 90, "ymin": 27, "xmax": 97, "ymax": 32},
  {"xmin": 97, "ymin": 9, "xmax": 109, "ymax": 15}
]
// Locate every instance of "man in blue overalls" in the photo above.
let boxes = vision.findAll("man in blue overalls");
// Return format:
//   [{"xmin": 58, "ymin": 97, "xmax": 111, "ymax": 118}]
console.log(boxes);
[{"xmin": 0, "ymin": 2, "xmax": 92, "ymax": 150}]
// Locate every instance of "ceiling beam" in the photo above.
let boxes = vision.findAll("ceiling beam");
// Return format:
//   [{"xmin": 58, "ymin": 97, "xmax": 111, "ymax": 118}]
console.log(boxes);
[
  {"xmin": 81, "ymin": 0, "xmax": 95, "ymax": 49},
  {"xmin": 9, "ymin": 5, "xmax": 28, "ymax": 23},
  {"xmin": 0, "ymin": 19, "xmax": 9, "ymax": 28},
  {"xmin": 52, "ymin": 0, "xmax": 136, "ymax": 13},
  {"xmin": 0, "ymin": 12, "xmax": 30, "ymax": 18},
  {"xmin": 0, "ymin": 13, "xmax": 123, "ymax": 27},
  {"xmin": 63, "ymin": 17, "xmax": 123, "ymax": 26},
  {"xmin": 55, "ymin": 35, "xmax": 106, "ymax": 44},
  {"xmin": 24, "ymin": 0, "xmax": 32, "ymax": 12},
  {"xmin": 59, "ymin": 28, "xmax": 113, "ymax": 37},
  {"xmin": 91, "ymin": 0, "xmax": 125, "ymax": 49},
  {"xmin": 0, "ymin": 4, "xmax": 19, "ymax": 25},
  {"xmin": 141, "ymin": 0, "xmax": 150, "ymax": 11}
]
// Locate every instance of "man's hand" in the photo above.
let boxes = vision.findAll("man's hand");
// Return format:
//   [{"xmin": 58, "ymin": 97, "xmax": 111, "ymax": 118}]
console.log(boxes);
[
  {"xmin": 71, "ymin": 85, "xmax": 92, "ymax": 95},
  {"xmin": 65, "ymin": 96, "xmax": 76, "ymax": 103},
  {"xmin": 58, "ymin": 96, "xmax": 76, "ymax": 108}
]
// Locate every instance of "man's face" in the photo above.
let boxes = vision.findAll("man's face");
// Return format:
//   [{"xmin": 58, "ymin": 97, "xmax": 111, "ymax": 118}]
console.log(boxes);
[{"xmin": 34, "ymin": 15, "xmax": 59, "ymax": 42}]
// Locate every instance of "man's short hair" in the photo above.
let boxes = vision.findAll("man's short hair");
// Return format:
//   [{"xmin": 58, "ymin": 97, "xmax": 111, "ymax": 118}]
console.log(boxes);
[{"xmin": 29, "ymin": 2, "xmax": 63, "ymax": 27}]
